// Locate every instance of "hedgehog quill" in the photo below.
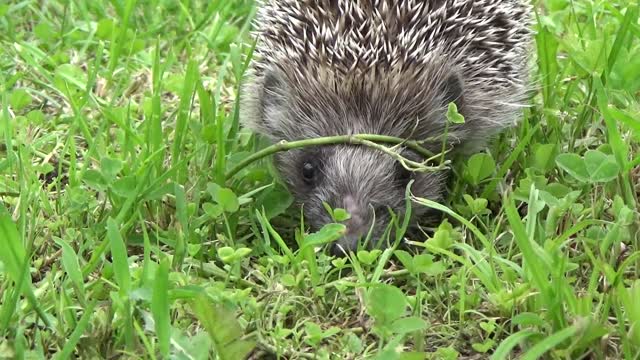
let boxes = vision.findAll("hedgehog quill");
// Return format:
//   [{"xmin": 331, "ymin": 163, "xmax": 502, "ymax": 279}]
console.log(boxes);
[{"xmin": 241, "ymin": 0, "xmax": 533, "ymax": 255}]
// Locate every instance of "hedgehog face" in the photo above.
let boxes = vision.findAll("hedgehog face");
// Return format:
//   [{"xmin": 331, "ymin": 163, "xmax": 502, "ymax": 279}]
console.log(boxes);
[
  {"xmin": 242, "ymin": 68, "xmax": 457, "ymax": 255},
  {"xmin": 273, "ymin": 145, "xmax": 445, "ymax": 256}
]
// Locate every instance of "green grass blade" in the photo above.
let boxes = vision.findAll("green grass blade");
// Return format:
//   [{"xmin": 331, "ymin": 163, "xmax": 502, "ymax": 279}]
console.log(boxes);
[
  {"xmin": 0, "ymin": 204, "xmax": 28, "ymax": 293},
  {"xmin": 171, "ymin": 59, "xmax": 198, "ymax": 180},
  {"xmin": 0, "ymin": 204, "xmax": 50, "ymax": 329},
  {"xmin": 107, "ymin": 0, "xmax": 138, "ymax": 80},
  {"xmin": 256, "ymin": 209, "xmax": 295, "ymax": 261},
  {"xmin": 214, "ymin": 109, "xmax": 227, "ymax": 185},
  {"xmin": 491, "ymin": 329, "xmax": 538, "ymax": 360},
  {"xmin": 191, "ymin": 294, "xmax": 256, "ymax": 360},
  {"xmin": 54, "ymin": 300, "xmax": 97, "ymax": 360},
  {"xmin": 106, "ymin": 217, "xmax": 134, "ymax": 350},
  {"xmin": 593, "ymin": 75, "xmax": 637, "ymax": 208},
  {"xmin": 503, "ymin": 194, "xmax": 550, "ymax": 300},
  {"xmin": 106, "ymin": 217, "xmax": 131, "ymax": 294},
  {"xmin": 534, "ymin": 20, "xmax": 559, "ymax": 109},
  {"xmin": 520, "ymin": 324, "xmax": 579, "ymax": 360},
  {"xmin": 53, "ymin": 237, "xmax": 86, "ymax": 304},
  {"xmin": 151, "ymin": 258, "xmax": 171, "ymax": 358},
  {"xmin": 603, "ymin": 4, "xmax": 638, "ymax": 78},
  {"xmin": 173, "ymin": 184, "xmax": 188, "ymax": 269},
  {"xmin": 481, "ymin": 123, "xmax": 541, "ymax": 199}
]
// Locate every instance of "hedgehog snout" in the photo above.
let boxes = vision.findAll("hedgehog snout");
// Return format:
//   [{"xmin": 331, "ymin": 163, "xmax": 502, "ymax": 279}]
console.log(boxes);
[
  {"xmin": 342, "ymin": 195, "xmax": 372, "ymax": 236},
  {"xmin": 328, "ymin": 195, "xmax": 374, "ymax": 257}
]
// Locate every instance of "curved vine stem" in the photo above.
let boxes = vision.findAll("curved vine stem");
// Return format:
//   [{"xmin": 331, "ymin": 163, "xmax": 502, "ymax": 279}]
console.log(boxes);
[{"xmin": 224, "ymin": 134, "xmax": 449, "ymax": 180}]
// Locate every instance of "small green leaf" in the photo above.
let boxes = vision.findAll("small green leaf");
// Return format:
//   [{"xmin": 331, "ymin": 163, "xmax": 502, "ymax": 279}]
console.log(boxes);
[
  {"xmin": 428, "ymin": 219, "xmax": 459, "ymax": 251},
  {"xmin": 281, "ymin": 274, "xmax": 297, "ymax": 287},
  {"xmin": 556, "ymin": 151, "xmax": 620, "ymax": 183},
  {"xmin": 583, "ymin": 150, "xmax": 620, "ymax": 182},
  {"xmin": 10, "ymin": 89, "xmax": 32, "ymax": 111},
  {"xmin": 463, "ymin": 194, "xmax": 489, "ymax": 215},
  {"xmin": 357, "ymin": 249, "xmax": 382, "ymax": 265},
  {"xmin": 53, "ymin": 64, "xmax": 87, "ymax": 98},
  {"xmin": 96, "ymin": 18, "xmax": 116, "ymax": 39},
  {"xmin": 374, "ymin": 335, "xmax": 405, "ymax": 360},
  {"xmin": 390, "ymin": 316, "xmax": 428, "ymax": 334},
  {"xmin": 556, "ymin": 153, "xmax": 589, "ymax": 182},
  {"xmin": 254, "ymin": 185, "xmax": 293, "ymax": 219},
  {"xmin": 235, "ymin": 248, "xmax": 252, "ymax": 259},
  {"xmin": 203, "ymin": 203, "xmax": 223, "ymax": 219},
  {"xmin": 394, "ymin": 250, "xmax": 415, "ymax": 273},
  {"xmin": 111, "ymin": 176, "xmax": 137, "ymax": 197},
  {"xmin": 331, "ymin": 257, "xmax": 348, "ymax": 269},
  {"xmin": 218, "ymin": 247, "xmax": 235, "ymax": 263},
  {"xmin": 301, "ymin": 223, "xmax": 346, "ymax": 250},
  {"xmin": 322, "ymin": 201, "xmax": 335, "ymax": 218},
  {"xmin": 333, "ymin": 208, "xmax": 351, "ymax": 222},
  {"xmin": 465, "ymin": 153, "xmax": 496, "ymax": 186},
  {"xmin": 430, "ymin": 347, "xmax": 459, "ymax": 360},
  {"xmin": 216, "ymin": 187, "xmax": 240, "ymax": 213},
  {"xmin": 34, "ymin": 22, "xmax": 56, "ymax": 42},
  {"xmin": 446, "ymin": 102, "xmax": 465, "ymax": 124},
  {"xmin": 472, "ymin": 339, "xmax": 496, "ymax": 353},
  {"xmin": 191, "ymin": 295, "xmax": 256, "ymax": 360},
  {"xmin": 412, "ymin": 253, "xmax": 433, "ymax": 269},
  {"xmin": 214, "ymin": 246, "xmax": 252, "ymax": 265},
  {"xmin": 304, "ymin": 322, "xmax": 341, "ymax": 346},
  {"xmin": 420, "ymin": 261, "xmax": 446, "ymax": 276},
  {"xmin": 100, "ymin": 157, "xmax": 123, "ymax": 183},
  {"xmin": 366, "ymin": 284, "xmax": 407, "ymax": 325},
  {"xmin": 304, "ymin": 322, "xmax": 323, "ymax": 338},
  {"xmin": 532, "ymin": 144, "xmax": 559, "ymax": 172},
  {"xmin": 187, "ymin": 243, "xmax": 202, "ymax": 257},
  {"xmin": 345, "ymin": 332, "xmax": 363, "ymax": 353},
  {"xmin": 82, "ymin": 169, "xmax": 107, "ymax": 190},
  {"xmin": 26, "ymin": 110, "xmax": 45, "ymax": 125},
  {"xmin": 479, "ymin": 320, "xmax": 496, "ymax": 334}
]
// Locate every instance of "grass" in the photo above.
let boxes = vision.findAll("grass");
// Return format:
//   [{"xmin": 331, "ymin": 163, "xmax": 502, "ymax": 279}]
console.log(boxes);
[{"xmin": 0, "ymin": 0, "xmax": 639, "ymax": 359}]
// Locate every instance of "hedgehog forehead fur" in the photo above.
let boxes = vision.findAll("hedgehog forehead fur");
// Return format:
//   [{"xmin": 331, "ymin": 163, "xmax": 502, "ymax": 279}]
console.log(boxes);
[
  {"xmin": 253, "ymin": 0, "xmax": 531, "ymax": 79},
  {"xmin": 245, "ymin": 0, "xmax": 533, "ymax": 143},
  {"xmin": 241, "ymin": 0, "xmax": 533, "ymax": 252}
]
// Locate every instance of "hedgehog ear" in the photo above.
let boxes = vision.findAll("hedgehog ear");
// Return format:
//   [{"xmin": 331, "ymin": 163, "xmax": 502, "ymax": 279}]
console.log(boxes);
[
  {"xmin": 260, "ymin": 69, "xmax": 290, "ymax": 119},
  {"xmin": 253, "ymin": 68, "xmax": 292, "ymax": 139},
  {"xmin": 441, "ymin": 72, "xmax": 464, "ymax": 109}
]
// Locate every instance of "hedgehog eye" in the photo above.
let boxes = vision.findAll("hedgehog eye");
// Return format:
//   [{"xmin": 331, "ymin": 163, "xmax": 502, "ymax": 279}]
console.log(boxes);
[{"xmin": 302, "ymin": 162, "xmax": 316, "ymax": 184}]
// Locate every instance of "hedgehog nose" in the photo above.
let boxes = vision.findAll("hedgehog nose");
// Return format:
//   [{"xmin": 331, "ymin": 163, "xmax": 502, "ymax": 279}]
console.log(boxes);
[{"xmin": 342, "ymin": 195, "xmax": 368, "ymax": 237}]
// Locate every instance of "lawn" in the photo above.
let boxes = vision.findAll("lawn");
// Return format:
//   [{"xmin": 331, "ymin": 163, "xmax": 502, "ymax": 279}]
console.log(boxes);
[{"xmin": 1, "ymin": 0, "xmax": 639, "ymax": 359}]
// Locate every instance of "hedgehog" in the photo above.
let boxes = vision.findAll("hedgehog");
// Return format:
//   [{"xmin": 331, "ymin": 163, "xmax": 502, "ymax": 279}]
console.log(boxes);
[{"xmin": 241, "ymin": 0, "xmax": 532, "ymax": 255}]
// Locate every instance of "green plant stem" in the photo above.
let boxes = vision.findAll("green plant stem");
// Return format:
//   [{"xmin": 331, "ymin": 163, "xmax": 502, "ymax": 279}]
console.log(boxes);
[{"xmin": 225, "ymin": 134, "xmax": 446, "ymax": 180}]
